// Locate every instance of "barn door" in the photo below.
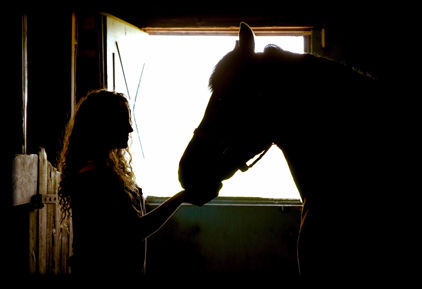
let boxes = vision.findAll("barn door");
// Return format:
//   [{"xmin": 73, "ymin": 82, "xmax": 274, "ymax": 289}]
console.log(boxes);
[{"xmin": 104, "ymin": 15, "xmax": 149, "ymax": 161}]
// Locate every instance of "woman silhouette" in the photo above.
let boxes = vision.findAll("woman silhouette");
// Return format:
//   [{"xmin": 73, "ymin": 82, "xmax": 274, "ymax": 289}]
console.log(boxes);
[{"xmin": 57, "ymin": 89, "xmax": 212, "ymax": 281}]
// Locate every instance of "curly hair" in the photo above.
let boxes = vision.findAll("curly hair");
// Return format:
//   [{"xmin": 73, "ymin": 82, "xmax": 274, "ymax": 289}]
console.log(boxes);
[{"xmin": 57, "ymin": 89, "xmax": 142, "ymax": 221}]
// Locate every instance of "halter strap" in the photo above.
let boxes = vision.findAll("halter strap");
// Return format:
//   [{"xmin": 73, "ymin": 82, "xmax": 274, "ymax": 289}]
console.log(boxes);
[
  {"xmin": 194, "ymin": 127, "xmax": 272, "ymax": 172},
  {"xmin": 239, "ymin": 143, "xmax": 272, "ymax": 172}
]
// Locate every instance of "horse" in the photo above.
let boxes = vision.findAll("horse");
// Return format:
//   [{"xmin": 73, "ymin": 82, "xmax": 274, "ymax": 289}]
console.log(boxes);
[{"xmin": 178, "ymin": 22, "xmax": 397, "ymax": 282}]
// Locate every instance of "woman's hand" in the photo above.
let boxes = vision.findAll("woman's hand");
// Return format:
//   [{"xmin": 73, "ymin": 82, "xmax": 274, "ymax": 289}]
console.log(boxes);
[{"xmin": 181, "ymin": 182, "xmax": 221, "ymax": 206}]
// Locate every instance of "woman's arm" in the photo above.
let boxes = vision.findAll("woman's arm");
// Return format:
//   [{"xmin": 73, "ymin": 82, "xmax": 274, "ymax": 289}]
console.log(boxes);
[
  {"xmin": 137, "ymin": 190, "xmax": 188, "ymax": 240},
  {"xmin": 137, "ymin": 188, "xmax": 218, "ymax": 240}
]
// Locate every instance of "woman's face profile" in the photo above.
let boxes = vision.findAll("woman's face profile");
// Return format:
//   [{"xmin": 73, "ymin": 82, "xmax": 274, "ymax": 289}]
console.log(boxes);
[
  {"xmin": 76, "ymin": 92, "xmax": 134, "ymax": 151},
  {"xmin": 110, "ymin": 102, "xmax": 133, "ymax": 149}
]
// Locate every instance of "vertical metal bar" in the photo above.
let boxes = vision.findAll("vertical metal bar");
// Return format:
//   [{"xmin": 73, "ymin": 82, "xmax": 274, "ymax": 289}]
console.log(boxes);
[
  {"xmin": 112, "ymin": 52, "xmax": 115, "ymax": 91},
  {"xmin": 21, "ymin": 14, "xmax": 28, "ymax": 154},
  {"xmin": 70, "ymin": 12, "xmax": 77, "ymax": 117},
  {"xmin": 100, "ymin": 15, "xmax": 107, "ymax": 89},
  {"xmin": 321, "ymin": 27, "xmax": 326, "ymax": 49},
  {"xmin": 132, "ymin": 63, "xmax": 145, "ymax": 158},
  {"xmin": 115, "ymin": 41, "xmax": 131, "ymax": 99}
]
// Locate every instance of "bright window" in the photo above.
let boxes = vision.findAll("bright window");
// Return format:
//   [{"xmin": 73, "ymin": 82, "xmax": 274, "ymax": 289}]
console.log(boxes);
[
  {"xmin": 105, "ymin": 17, "xmax": 304, "ymax": 200},
  {"xmin": 127, "ymin": 34, "xmax": 302, "ymax": 200}
]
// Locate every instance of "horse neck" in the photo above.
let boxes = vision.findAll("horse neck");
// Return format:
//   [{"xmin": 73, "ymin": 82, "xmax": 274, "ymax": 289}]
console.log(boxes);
[{"xmin": 258, "ymin": 85, "xmax": 299, "ymax": 148}]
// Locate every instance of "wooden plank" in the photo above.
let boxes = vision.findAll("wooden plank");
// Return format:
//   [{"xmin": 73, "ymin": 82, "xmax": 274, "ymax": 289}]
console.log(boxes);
[
  {"xmin": 47, "ymin": 162, "xmax": 58, "ymax": 273},
  {"xmin": 37, "ymin": 204, "xmax": 47, "ymax": 273},
  {"xmin": 46, "ymin": 163, "xmax": 52, "ymax": 273},
  {"xmin": 60, "ymin": 225, "xmax": 69, "ymax": 274},
  {"xmin": 54, "ymin": 169, "xmax": 61, "ymax": 274},
  {"xmin": 38, "ymin": 148, "xmax": 47, "ymax": 196},
  {"xmin": 47, "ymin": 162, "xmax": 54, "ymax": 194},
  {"xmin": 46, "ymin": 202, "xmax": 54, "ymax": 273},
  {"xmin": 28, "ymin": 209, "xmax": 38, "ymax": 274},
  {"xmin": 12, "ymin": 154, "xmax": 38, "ymax": 206},
  {"xmin": 37, "ymin": 148, "xmax": 48, "ymax": 274},
  {"xmin": 67, "ymin": 218, "xmax": 73, "ymax": 274},
  {"xmin": 56, "ymin": 167, "xmax": 73, "ymax": 274}
]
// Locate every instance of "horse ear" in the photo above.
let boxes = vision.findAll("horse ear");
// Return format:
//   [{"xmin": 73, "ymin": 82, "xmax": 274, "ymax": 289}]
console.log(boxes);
[{"xmin": 238, "ymin": 22, "xmax": 255, "ymax": 55}]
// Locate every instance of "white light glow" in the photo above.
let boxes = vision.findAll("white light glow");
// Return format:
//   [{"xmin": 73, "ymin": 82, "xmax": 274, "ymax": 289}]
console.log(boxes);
[{"xmin": 130, "ymin": 35, "xmax": 303, "ymax": 200}]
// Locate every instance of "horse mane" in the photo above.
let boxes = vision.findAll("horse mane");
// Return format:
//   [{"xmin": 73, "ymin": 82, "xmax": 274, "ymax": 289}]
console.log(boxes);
[{"xmin": 209, "ymin": 44, "xmax": 371, "ymax": 92}]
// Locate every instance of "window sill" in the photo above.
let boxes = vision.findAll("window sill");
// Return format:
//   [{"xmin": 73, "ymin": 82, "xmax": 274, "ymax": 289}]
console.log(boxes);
[{"xmin": 146, "ymin": 196, "xmax": 302, "ymax": 207}]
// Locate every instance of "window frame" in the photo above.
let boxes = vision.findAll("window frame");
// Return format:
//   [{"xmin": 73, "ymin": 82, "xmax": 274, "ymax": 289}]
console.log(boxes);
[{"xmin": 142, "ymin": 26, "xmax": 313, "ymax": 53}]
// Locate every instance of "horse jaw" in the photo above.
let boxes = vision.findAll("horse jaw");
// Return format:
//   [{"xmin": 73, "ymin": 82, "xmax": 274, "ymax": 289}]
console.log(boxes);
[{"xmin": 178, "ymin": 137, "xmax": 224, "ymax": 195}]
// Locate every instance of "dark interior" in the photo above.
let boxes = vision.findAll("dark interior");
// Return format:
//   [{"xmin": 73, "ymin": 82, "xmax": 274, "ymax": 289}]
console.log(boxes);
[{"xmin": 4, "ymin": 3, "xmax": 411, "ymax": 283}]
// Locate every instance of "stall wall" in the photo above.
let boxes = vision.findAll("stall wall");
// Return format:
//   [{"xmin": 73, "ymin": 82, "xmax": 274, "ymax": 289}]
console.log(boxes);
[{"xmin": 146, "ymin": 202, "xmax": 302, "ymax": 278}]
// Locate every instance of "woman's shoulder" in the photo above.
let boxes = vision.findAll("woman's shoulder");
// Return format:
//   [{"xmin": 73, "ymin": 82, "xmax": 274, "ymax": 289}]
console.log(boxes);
[
  {"xmin": 78, "ymin": 162, "xmax": 97, "ymax": 174},
  {"xmin": 76, "ymin": 162, "xmax": 112, "ymax": 178},
  {"xmin": 74, "ymin": 163, "xmax": 100, "ymax": 184},
  {"xmin": 71, "ymin": 163, "xmax": 117, "ymax": 204},
  {"xmin": 73, "ymin": 162, "xmax": 113, "ymax": 188}
]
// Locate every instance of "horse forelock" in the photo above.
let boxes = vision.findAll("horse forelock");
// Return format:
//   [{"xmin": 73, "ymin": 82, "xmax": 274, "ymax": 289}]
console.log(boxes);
[{"xmin": 209, "ymin": 50, "xmax": 240, "ymax": 93}]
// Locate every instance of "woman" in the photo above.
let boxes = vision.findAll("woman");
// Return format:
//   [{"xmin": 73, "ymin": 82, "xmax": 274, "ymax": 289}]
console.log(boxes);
[{"xmin": 57, "ymin": 89, "xmax": 214, "ymax": 281}]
